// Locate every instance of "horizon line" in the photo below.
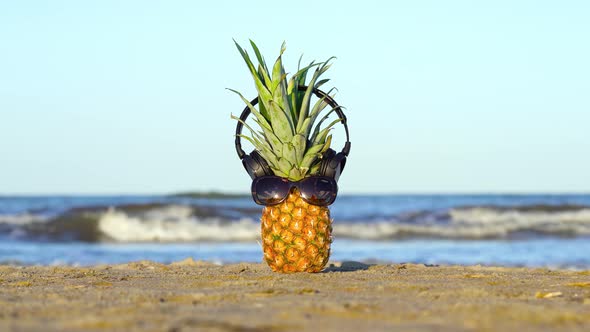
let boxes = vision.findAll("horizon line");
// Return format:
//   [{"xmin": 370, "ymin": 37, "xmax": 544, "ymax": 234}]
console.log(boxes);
[{"xmin": 1, "ymin": 191, "xmax": 589, "ymax": 197}]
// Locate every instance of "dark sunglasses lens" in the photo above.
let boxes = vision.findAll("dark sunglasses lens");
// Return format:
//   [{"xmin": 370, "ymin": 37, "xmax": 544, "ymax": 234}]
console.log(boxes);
[
  {"xmin": 299, "ymin": 177, "xmax": 337, "ymax": 205},
  {"xmin": 253, "ymin": 177, "xmax": 290, "ymax": 205}
]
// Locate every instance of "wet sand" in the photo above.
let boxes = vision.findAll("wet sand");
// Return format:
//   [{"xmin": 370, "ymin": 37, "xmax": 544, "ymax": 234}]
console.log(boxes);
[{"xmin": 1, "ymin": 259, "xmax": 590, "ymax": 331}]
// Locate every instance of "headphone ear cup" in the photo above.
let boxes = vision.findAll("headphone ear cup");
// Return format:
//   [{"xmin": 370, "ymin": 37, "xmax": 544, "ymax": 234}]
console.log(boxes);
[
  {"xmin": 319, "ymin": 149, "xmax": 347, "ymax": 182},
  {"xmin": 242, "ymin": 150, "xmax": 273, "ymax": 180},
  {"xmin": 329, "ymin": 153, "xmax": 346, "ymax": 182},
  {"xmin": 318, "ymin": 149, "xmax": 336, "ymax": 178},
  {"xmin": 251, "ymin": 150, "xmax": 273, "ymax": 177}
]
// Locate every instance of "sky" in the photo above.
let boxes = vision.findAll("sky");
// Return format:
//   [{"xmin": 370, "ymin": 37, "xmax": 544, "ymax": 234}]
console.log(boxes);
[{"xmin": 1, "ymin": 0, "xmax": 589, "ymax": 194}]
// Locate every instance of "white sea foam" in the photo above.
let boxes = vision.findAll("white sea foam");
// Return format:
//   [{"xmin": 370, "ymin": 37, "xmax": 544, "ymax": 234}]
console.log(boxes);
[
  {"xmin": 97, "ymin": 207, "xmax": 260, "ymax": 242},
  {"xmin": 70, "ymin": 205, "xmax": 590, "ymax": 242},
  {"xmin": 0, "ymin": 213, "xmax": 47, "ymax": 225},
  {"xmin": 335, "ymin": 207, "xmax": 590, "ymax": 239},
  {"xmin": 449, "ymin": 207, "xmax": 590, "ymax": 236}
]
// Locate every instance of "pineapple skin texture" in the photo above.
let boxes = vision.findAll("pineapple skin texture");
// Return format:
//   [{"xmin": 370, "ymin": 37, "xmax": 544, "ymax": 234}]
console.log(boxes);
[{"xmin": 261, "ymin": 190, "xmax": 332, "ymax": 273}]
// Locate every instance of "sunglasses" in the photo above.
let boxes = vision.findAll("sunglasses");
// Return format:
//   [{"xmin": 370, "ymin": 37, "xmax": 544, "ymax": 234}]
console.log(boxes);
[{"xmin": 251, "ymin": 176, "xmax": 338, "ymax": 206}]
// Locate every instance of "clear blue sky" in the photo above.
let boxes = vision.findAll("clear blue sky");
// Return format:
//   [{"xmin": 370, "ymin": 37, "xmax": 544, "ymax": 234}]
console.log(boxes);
[{"xmin": 1, "ymin": 0, "xmax": 589, "ymax": 194}]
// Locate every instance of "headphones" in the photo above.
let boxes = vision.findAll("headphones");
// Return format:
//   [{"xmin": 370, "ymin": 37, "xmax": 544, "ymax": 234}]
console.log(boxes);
[{"xmin": 235, "ymin": 86, "xmax": 351, "ymax": 182}]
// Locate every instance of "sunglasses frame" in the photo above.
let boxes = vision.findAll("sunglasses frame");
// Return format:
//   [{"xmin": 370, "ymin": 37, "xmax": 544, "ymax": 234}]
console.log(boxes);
[{"xmin": 251, "ymin": 176, "xmax": 338, "ymax": 206}]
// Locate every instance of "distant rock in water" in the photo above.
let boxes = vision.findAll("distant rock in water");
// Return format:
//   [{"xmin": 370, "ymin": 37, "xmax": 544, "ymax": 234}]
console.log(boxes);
[{"xmin": 167, "ymin": 192, "xmax": 248, "ymax": 199}]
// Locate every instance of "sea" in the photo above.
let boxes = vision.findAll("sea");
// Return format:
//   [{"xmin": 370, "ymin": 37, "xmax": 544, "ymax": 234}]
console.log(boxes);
[{"xmin": 1, "ymin": 194, "xmax": 590, "ymax": 269}]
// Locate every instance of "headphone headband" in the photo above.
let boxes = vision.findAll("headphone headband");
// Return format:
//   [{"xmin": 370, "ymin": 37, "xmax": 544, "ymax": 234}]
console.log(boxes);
[{"xmin": 235, "ymin": 86, "xmax": 351, "ymax": 159}]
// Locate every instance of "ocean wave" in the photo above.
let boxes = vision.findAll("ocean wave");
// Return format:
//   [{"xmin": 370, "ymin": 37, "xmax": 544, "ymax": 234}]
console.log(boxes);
[
  {"xmin": 98, "ymin": 207, "xmax": 259, "ymax": 242},
  {"xmin": 448, "ymin": 207, "xmax": 590, "ymax": 236},
  {"xmin": 95, "ymin": 204, "xmax": 590, "ymax": 241},
  {"xmin": 0, "ymin": 213, "xmax": 47, "ymax": 225},
  {"xmin": 2, "ymin": 203, "xmax": 590, "ymax": 242}
]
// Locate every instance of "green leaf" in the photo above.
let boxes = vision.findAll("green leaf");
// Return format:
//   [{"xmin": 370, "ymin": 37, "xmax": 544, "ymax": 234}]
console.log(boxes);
[
  {"xmin": 288, "ymin": 168, "xmax": 304, "ymax": 181},
  {"xmin": 296, "ymin": 117, "xmax": 311, "ymax": 136},
  {"xmin": 258, "ymin": 64, "xmax": 272, "ymax": 88},
  {"xmin": 236, "ymin": 134, "xmax": 258, "ymax": 149},
  {"xmin": 309, "ymin": 87, "xmax": 337, "ymax": 118},
  {"xmin": 281, "ymin": 142, "xmax": 297, "ymax": 166},
  {"xmin": 258, "ymin": 99, "xmax": 270, "ymax": 122},
  {"xmin": 270, "ymin": 48, "xmax": 285, "ymax": 93},
  {"xmin": 227, "ymin": 88, "xmax": 272, "ymax": 132},
  {"xmin": 313, "ymin": 118, "xmax": 342, "ymax": 145},
  {"xmin": 295, "ymin": 58, "xmax": 334, "ymax": 133},
  {"xmin": 300, "ymin": 143, "xmax": 324, "ymax": 169},
  {"xmin": 233, "ymin": 40, "xmax": 273, "ymax": 109},
  {"xmin": 307, "ymin": 89, "xmax": 337, "ymax": 137},
  {"xmin": 320, "ymin": 134, "xmax": 332, "ymax": 153},
  {"xmin": 291, "ymin": 134, "xmax": 306, "ymax": 166},
  {"xmin": 287, "ymin": 75, "xmax": 295, "ymax": 96},
  {"xmin": 277, "ymin": 157, "xmax": 294, "ymax": 173},
  {"xmin": 289, "ymin": 61, "xmax": 321, "ymax": 122},
  {"xmin": 309, "ymin": 161, "xmax": 321, "ymax": 175},
  {"xmin": 259, "ymin": 148, "xmax": 279, "ymax": 169},
  {"xmin": 234, "ymin": 120, "xmax": 279, "ymax": 170},
  {"xmin": 310, "ymin": 104, "xmax": 342, "ymax": 142},
  {"xmin": 231, "ymin": 115, "xmax": 263, "ymax": 141},
  {"xmin": 295, "ymin": 83, "xmax": 315, "ymax": 133},
  {"xmin": 228, "ymin": 90, "xmax": 283, "ymax": 154},
  {"xmin": 270, "ymin": 168, "xmax": 289, "ymax": 178},
  {"xmin": 277, "ymin": 70, "xmax": 295, "ymax": 125},
  {"xmin": 233, "ymin": 39, "xmax": 258, "ymax": 79},
  {"xmin": 249, "ymin": 40, "xmax": 269, "ymax": 74},
  {"xmin": 271, "ymin": 75, "xmax": 291, "ymax": 120},
  {"xmin": 267, "ymin": 100, "xmax": 294, "ymax": 142},
  {"xmin": 315, "ymin": 78, "xmax": 330, "ymax": 89}
]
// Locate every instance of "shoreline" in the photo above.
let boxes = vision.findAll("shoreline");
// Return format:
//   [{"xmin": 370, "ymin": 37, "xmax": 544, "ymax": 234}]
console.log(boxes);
[{"xmin": 1, "ymin": 259, "xmax": 590, "ymax": 331}]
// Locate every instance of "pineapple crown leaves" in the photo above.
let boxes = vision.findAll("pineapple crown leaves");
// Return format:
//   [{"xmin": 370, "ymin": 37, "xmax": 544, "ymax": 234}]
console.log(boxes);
[{"xmin": 230, "ymin": 39, "xmax": 342, "ymax": 181}]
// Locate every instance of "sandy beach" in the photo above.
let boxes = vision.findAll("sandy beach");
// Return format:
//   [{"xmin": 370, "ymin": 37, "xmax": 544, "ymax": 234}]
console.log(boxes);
[{"xmin": 1, "ymin": 259, "xmax": 589, "ymax": 331}]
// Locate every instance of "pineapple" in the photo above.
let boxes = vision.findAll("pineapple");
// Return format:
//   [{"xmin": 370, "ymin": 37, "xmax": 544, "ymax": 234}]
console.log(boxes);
[
  {"xmin": 260, "ymin": 189, "xmax": 332, "ymax": 272},
  {"xmin": 231, "ymin": 40, "xmax": 340, "ymax": 273}
]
